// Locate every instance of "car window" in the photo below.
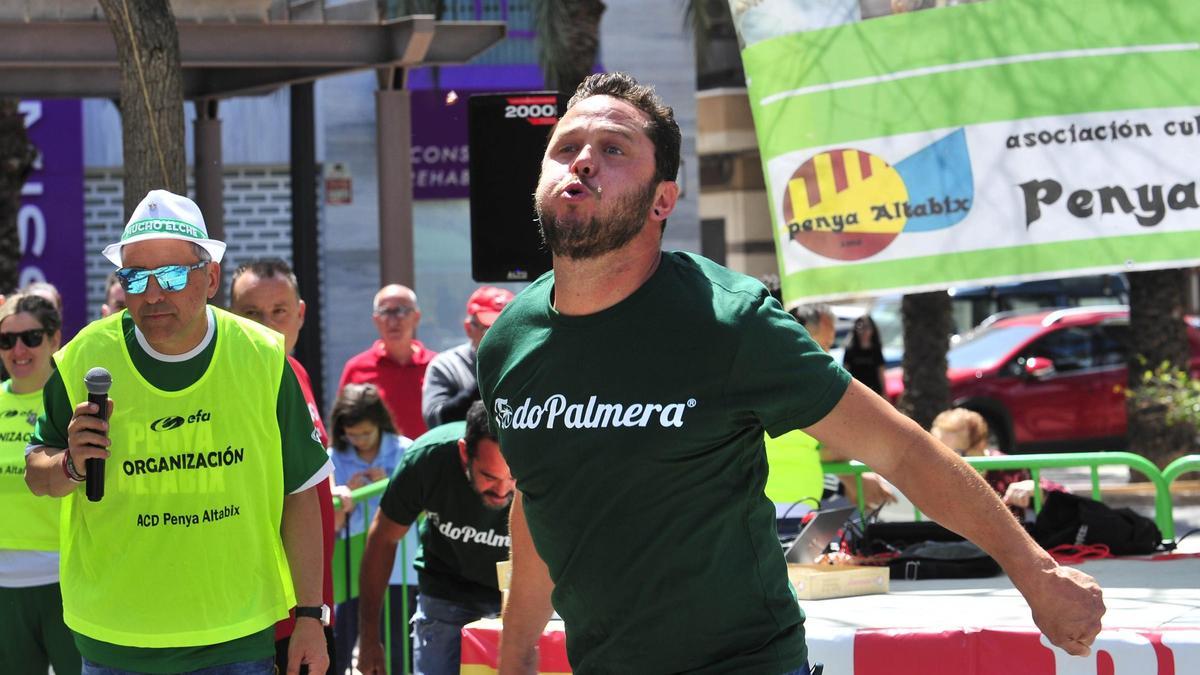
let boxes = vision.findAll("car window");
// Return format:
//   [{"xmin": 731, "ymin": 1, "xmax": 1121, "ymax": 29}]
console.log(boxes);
[
  {"xmin": 1094, "ymin": 323, "xmax": 1130, "ymax": 367},
  {"xmin": 947, "ymin": 325, "xmax": 1041, "ymax": 370},
  {"xmin": 1025, "ymin": 327, "xmax": 1097, "ymax": 372}
]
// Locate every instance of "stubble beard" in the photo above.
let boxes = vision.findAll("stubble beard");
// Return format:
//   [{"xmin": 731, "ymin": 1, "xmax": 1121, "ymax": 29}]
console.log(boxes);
[
  {"xmin": 535, "ymin": 179, "xmax": 658, "ymax": 261},
  {"xmin": 466, "ymin": 465, "xmax": 514, "ymax": 511}
]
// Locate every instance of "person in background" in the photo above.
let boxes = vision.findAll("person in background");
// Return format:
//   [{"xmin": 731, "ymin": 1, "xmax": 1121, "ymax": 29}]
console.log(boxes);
[
  {"xmin": 25, "ymin": 189, "xmax": 331, "ymax": 674},
  {"xmin": 421, "ymin": 286, "xmax": 514, "ymax": 429},
  {"xmin": 327, "ymin": 383, "xmax": 416, "ymax": 675},
  {"xmin": 19, "ymin": 281, "xmax": 62, "ymax": 316},
  {"xmin": 765, "ymin": 303, "xmax": 895, "ymax": 517},
  {"xmin": 229, "ymin": 257, "xmax": 338, "ymax": 674},
  {"xmin": 99, "ymin": 272, "xmax": 126, "ymax": 319},
  {"xmin": 931, "ymin": 408, "xmax": 1067, "ymax": 520},
  {"xmin": 0, "ymin": 294, "xmax": 81, "ymax": 675},
  {"xmin": 356, "ymin": 401, "xmax": 513, "ymax": 675},
  {"xmin": 339, "ymin": 284, "xmax": 436, "ymax": 440},
  {"xmin": 842, "ymin": 314, "xmax": 886, "ymax": 396}
]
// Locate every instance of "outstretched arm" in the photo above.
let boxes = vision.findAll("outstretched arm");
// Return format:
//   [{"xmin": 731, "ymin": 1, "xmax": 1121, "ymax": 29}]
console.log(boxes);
[{"xmin": 806, "ymin": 380, "xmax": 1105, "ymax": 656}]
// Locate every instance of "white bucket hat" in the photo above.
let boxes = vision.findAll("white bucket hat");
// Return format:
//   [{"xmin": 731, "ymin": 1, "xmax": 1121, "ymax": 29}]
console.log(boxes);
[{"xmin": 101, "ymin": 189, "xmax": 227, "ymax": 267}]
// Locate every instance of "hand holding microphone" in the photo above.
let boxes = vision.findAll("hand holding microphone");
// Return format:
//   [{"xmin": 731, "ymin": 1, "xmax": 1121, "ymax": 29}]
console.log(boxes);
[
  {"xmin": 65, "ymin": 368, "xmax": 113, "ymax": 501},
  {"xmin": 83, "ymin": 368, "xmax": 112, "ymax": 501}
]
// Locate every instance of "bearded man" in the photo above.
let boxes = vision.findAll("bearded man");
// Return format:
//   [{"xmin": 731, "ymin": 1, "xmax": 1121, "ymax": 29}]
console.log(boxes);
[
  {"xmin": 355, "ymin": 401, "xmax": 514, "ymax": 675},
  {"xmin": 476, "ymin": 73, "xmax": 1104, "ymax": 675}
]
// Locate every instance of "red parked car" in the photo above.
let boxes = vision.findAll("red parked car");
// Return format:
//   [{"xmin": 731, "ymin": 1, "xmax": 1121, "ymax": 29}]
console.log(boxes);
[{"xmin": 884, "ymin": 306, "xmax": 1200, "ymax": 452}]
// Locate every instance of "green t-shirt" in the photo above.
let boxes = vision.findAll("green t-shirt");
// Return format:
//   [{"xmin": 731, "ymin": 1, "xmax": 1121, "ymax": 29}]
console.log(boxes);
[
  {"xmin": 379, "ymin": 421, "xmax": 509, "ymax": 606},
  {"xmin": 32, "ymin": 310, "xmax": 329, "ymax": 673},
  {"xmin": 477, "ymin": 251, "xmax": 851, "ymax": 674}
]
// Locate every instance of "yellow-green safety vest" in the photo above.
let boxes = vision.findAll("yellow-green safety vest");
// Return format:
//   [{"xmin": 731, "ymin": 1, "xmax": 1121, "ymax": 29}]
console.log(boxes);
[
  {"xmin": 764, "ymin": 429, "xmax": 824, "ymax": 507},
  {"xmin": 0, "ymin": 383, "xmax": 60, "ymax": 551},
  {"xmin": 55, "ymin": 308, "xmax": 292, "ymax": 647}
]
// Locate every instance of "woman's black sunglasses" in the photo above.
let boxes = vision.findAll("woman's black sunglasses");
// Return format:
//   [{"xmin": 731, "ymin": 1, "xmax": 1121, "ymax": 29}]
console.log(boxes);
[{"xmin": 0, "ymin": 328, "xmax": 48, "ymax": 350}]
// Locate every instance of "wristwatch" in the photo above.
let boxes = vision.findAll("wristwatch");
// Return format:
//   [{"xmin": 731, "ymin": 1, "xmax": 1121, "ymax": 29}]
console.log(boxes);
[{"xmin": 295, "ymin": 604, "xmax": 331, "ymax": 626}]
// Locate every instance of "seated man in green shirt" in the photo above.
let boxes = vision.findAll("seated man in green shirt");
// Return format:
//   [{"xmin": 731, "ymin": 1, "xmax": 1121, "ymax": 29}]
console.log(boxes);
[
  {"xmin": 25, "ymin": 190, "xmax": 332, "ymax": 675},
  {"xmin": 356, "ymin": 401, "xmax": 513, "ymax": 675}
]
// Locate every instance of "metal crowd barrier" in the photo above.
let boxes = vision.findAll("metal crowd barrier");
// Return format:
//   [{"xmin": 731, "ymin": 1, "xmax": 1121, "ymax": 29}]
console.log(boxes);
[
  {"xmin": 332, "ymin": 478, "xmax": 409, "ymax": 674},
  {"xmin": 1163, "ymin": 454, "xmax": 1200, "ymax": 492},
  {"xmin": 822, "ymin": 451, "xmax": 1178, "ymax": 540}
]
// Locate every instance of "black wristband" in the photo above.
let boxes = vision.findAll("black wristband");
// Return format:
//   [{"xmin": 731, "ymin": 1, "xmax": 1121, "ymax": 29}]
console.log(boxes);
[{"xmin": 295, "ymin": 605, "xmax": 330, "ymax": 626}]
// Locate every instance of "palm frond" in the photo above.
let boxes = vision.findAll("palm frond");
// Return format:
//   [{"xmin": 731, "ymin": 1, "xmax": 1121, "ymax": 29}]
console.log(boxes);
[{"xmin": 531, "ymin": 0, "xmax": 605, "ymax": 94}]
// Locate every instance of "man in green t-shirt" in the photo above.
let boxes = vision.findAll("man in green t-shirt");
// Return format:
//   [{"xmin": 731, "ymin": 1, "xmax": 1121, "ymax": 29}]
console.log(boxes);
[
  {"xmin": 356, "ymin": 400, "xmax": 513, "ymax": 675},
  {"xmin": 24, "ymin": 190, "xmax": 332, "ymax": 675},
  {"xmin": 476, "ymin": 72, "xmax": 1105, "ymax": 674}
]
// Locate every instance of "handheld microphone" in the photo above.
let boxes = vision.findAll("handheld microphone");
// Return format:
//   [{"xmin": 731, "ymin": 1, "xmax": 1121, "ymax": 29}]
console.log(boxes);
[{"xmin": 83, "ymin": 367, "xmax": 112, "ymax": 502}]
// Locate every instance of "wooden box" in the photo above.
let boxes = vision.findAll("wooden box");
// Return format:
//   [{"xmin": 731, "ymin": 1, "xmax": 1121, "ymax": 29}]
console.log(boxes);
[{"xmin": 787, "ymin": 563, "xmax": 889, "ymax": 600}]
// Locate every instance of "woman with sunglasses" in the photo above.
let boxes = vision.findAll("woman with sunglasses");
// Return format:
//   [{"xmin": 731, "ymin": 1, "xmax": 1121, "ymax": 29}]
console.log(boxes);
[
  {"xmin": 328, "ymin": 383, "xmax": 417, "ymax": 675},
  {"xmin": 0, "ymin": 294, "xmax": 82, "ymax": 674}
]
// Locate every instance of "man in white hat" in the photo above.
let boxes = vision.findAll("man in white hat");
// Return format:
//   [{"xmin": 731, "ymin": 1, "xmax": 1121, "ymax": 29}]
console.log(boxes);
[{"xmin": 26, "ymin": 190, "xmax": 333, "ymax": 674}]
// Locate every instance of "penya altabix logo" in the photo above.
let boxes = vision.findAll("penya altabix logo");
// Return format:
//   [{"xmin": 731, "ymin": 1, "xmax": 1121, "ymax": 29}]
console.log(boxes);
[{"xmin": 783, "ymin": 129, "xmax": 974, "ymax": 261}]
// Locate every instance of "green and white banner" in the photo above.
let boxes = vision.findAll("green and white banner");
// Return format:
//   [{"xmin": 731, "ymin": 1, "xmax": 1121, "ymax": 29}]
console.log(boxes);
[{"xmin": 731, "ymin": 0, "xmax": 1200, "ymax": 303}]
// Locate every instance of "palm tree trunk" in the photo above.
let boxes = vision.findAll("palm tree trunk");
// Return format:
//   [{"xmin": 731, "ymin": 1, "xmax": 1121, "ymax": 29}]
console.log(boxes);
[
  {"xmin": 898, "ymin": 291, "xmax": 953, "ymax": 430},
  {"xmin": 1127, "ymin": 268, "xmax": 1195, "ymax": 469},
  {"xmin": 535, "ymin": 0, "xmax": 607, "ymax": 95},
  {"xmin": 0, "ymin": 98, "xmax": 37, "ymax": 294},
  {"xmin": 97, "ymin": 0, "xmax": 187, "ymax": 218}
]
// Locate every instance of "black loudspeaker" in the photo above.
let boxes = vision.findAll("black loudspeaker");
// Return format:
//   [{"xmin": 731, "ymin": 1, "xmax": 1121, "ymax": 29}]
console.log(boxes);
[{"xmin": 468, "ymin": 92, "xmax": 565, "ymax": 282}]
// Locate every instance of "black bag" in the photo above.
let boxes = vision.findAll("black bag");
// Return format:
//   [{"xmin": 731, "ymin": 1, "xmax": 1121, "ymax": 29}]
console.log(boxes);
[
  {"xmin": 863, "ymin": 520, "xmax": 967, "ymax": 550},
  {"xmin": 888, "ymin": 540, "xmax": 1002, "ymax": 580},
  {"xmin": 1031, "ymin": 491, "xmax": 1164, "ymax": 555}
]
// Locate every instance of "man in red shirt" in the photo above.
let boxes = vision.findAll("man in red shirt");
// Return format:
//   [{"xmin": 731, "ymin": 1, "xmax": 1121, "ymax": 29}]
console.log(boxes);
[
  {"xmin": 230, "ymin": 258, "xmax": 338, "ymax": 674},
  {"xmin": 338, "ymin": 284, "xmax": 436, "ymax": 439}
]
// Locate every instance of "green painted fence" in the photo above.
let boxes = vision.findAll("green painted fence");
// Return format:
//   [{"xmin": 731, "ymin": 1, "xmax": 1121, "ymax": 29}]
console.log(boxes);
[
  {"xmin": 1163, "ymin": 454, "xmax": 1200, "ymax": 488},
  {"xmin": 332, "ymin": 479, "xmax": 410, "ymax": 674},
  {"xmin": 822, "ymin": 451, "xmax": 1180, "ymax": 541}
]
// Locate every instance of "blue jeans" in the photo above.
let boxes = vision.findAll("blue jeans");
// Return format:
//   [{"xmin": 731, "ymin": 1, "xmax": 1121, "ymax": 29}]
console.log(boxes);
[
  {"xmin": 411, "ymin": 593, "xmax": 500, "ymax": 675},
  {"xmin": 81, "ymin": 657, "xmax": 274, "ymax": 675}
]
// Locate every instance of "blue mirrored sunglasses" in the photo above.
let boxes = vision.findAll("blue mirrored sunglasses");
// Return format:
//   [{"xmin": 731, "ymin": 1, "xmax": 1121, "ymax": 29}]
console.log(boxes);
[{"xmin": 115, "ymin": 261, "xmax": 208, "ymax": 294}]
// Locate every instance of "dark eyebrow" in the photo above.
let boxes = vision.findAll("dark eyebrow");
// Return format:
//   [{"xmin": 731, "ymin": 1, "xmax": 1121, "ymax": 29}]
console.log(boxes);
[
  {"xmin": 600, "ymin": 125, "xmax": 638, "ymax": 141},
  {"xmin": 555, "ymin": 122, "xmax": 639, "ymax": 145}
]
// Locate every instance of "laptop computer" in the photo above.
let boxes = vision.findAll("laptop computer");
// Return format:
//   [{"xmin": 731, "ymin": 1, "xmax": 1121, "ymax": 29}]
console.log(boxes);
[{"xmin": 782, "ymin": 506, "xmax": 858, "ymax": 564}]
